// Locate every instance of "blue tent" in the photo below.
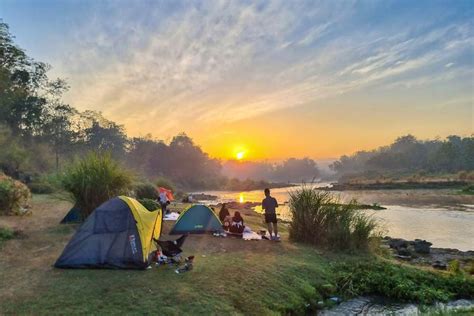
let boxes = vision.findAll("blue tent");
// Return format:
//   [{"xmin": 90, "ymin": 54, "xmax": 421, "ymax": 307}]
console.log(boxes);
[
  {"xmin": 55, "ymin": 196, "xmax": 162, "ymax": 269},
  {"xmin": 60, "ymin": 204, "xmax": 82, "ymax": 224},
  {"xmin": 169, "ymin": 204, "xmax": 223, "ymax": 235}
]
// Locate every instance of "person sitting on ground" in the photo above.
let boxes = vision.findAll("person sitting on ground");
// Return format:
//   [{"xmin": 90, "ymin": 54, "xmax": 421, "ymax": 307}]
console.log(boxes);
[
  {"xmin": 229, "ymin": 211, "xmax": 245, "ymax": 236},
  {"xmin": 262, "ymin": 188, "xmax": 279, "ymax": 241},
  {"xmin": 219, "ymin": 203, "xmax": 230, "ymax": 222}
]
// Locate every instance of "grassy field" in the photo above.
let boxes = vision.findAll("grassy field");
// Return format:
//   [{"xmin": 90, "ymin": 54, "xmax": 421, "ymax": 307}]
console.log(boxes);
[{"xmin": 0, "ymin": 195, "xmax": 473, "ymax": 315}]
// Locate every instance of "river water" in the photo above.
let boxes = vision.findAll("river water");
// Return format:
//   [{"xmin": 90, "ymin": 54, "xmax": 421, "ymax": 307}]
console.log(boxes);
[{"xmin": 194, "ymin": 184, "xmax": 474, "ymax": 251}]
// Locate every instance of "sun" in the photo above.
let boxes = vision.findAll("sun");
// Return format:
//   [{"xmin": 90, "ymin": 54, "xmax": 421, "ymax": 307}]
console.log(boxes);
[{"xmin": 236, "ymin": 151, "xmax": 245, "ymax": 160}]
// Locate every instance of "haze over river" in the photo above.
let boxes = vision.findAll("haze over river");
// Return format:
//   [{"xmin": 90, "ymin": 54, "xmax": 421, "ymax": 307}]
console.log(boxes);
[{"xmin": 196, "ymin": 184, "xmax": 474, "ymax": 251}]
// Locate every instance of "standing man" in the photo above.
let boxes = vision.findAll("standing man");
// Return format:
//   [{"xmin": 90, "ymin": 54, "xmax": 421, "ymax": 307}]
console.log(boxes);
[
  {"xmin": 262, "ymin": 188, "xmax": 279, "ymax": 241},
  {"xmin": 159, "ymin": 190, "xmax": 170, "ymax": 215}
]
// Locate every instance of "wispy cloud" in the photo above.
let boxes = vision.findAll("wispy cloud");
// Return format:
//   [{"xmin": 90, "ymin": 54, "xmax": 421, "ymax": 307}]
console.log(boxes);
[{"xmin": 50, "ymin": 0, "xmax": 473, "ymax": 136}]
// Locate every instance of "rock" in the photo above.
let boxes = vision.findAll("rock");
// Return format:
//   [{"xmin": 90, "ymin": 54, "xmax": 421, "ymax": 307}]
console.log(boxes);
[
  {"xmin": 413, "ymin": 239, "xmax": 432, "ymax": 254},
  {"xmin": 432, "ymin": 260, "xmax": 447, "ymax": 270},
  {"xmin": 395, "ymin": 254, "xmax": 412, "ymax": 261},
  {"xmin": 397, "ymin": 248, "xmax": 412, "ymax": 256},
  {"xmin": 329, "ymin": 297, "xmax": 342, "ymax": 304},
  {"xmin": 388, "ymin": 238, "xmax": 408, "ymax": 249}
]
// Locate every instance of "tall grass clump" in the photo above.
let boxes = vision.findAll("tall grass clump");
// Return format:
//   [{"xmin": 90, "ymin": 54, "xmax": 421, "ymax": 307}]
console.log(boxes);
[
  {"xmin": 289, "ymin": 186, "xmax": 379, "ymax": 250},
  {"xmin": 61, "ymin": 152, "xmax": 132, "ymax": 219}
]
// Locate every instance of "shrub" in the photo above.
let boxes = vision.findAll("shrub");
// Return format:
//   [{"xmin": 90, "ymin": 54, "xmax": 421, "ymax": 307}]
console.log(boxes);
[
  {"xmin": 448, "ymin": 259, "xmax": 461, "ymax": 274},
  {"xmin": 461, "ymin": 185, "xmax": 474, "ymax": 195},
  {"xmin": 0, "ymin": 226, "xmax": 14, "ymax": 241},
  {"xmin": 155, "ymin": 176, "xmax": 176, "ymax": 192},
  {"xmin": 0, "ymin": 173, "xmax": 31, "ymax": 215},
  {"xmin": 458, "ymin": 170, "xmax": 474, "ymax": 181},
  {"xmin": 465, "ymin": 260, "xmax": 474, "ymax": 275},
  {"xmin": 138, "ymin": 198, "xmax": 160, "ymax": 212},
  {"xmin": 61, "ymin": 152, "xmax": 133, "ymax": 219},
  {"xmin": 133, "ymin": 182, "xmax": 159, "ymax": 200},
  {"xmin": 288, "ymin": 186, "xmax": 379, "ymax": 250},
  {"xmin": 28, "ymin": 173, "xmax": 62, "ymax": 194},
  {"xmin": 333, "ymin": 259, "xmax": 474, "ymax": 303},
  {"xmin": 28, "ymin": 182, "xmax": 55, "ymax": 194}
]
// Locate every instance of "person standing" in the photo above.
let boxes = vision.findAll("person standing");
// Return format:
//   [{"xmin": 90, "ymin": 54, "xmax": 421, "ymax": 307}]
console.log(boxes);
[
  {"xmin": 159, "ymin": 190, "xmax": 170, "ymax": 215},
  {"xmin": 262, "ymin": 188, "xmax": 279, "ymax": 241}
]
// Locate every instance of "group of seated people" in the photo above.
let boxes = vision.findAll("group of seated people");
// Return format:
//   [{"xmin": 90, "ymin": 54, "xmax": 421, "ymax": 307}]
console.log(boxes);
[{"xmin": 218, "ymin": 203, "xmax": 245, "ymax": 236}]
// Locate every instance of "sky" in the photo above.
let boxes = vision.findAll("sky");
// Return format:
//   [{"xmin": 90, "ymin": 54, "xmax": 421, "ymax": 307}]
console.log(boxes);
[{"xmin": 1, "ymin": 0, "xmax": 473, "ymax": 160}]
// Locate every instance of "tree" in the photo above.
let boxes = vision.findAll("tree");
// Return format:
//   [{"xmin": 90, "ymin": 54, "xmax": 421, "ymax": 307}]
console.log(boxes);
[
  {"xmin": 75, "ymin": 111, "xmax": 128, "ymax": 159},
  {"xmin": 0, "ymin": 22, "xmax": 57, "ymax": 137},
  {"xmin": 41, "ymin": 104, "xmax": 78, "ymax": 170},
  {"xmin": 331, "ymin": 135, "xmax": 474, "ymax": 179},
  {"xmin": 273, "ymin": 158, "xmax": 320, "ymax": 182}
]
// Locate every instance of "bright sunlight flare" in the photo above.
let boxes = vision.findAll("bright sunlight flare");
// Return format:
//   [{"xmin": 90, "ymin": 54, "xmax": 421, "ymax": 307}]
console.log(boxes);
[{"xmin": 236, "ymin": 151, "xmax": 245, "ymax": 160}]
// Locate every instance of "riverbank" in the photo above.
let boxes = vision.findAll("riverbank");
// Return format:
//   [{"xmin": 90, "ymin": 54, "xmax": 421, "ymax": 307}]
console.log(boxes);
[{"xmin": 0, "ymin": 195, "xmax": 473, "ymax": 314}]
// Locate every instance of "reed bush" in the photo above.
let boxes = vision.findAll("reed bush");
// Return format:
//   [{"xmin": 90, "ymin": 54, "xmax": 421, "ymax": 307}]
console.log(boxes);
[
  {"xmin": 28, "ymin": 182, "xmax": 55, "ymax": 194},
  {"xmin": 61, "ymin": 152, "xmax": 132, "ymax": 218},
  {"xmin": 289, "ymin": 186, "xmax": 378, "ymax": 250}
]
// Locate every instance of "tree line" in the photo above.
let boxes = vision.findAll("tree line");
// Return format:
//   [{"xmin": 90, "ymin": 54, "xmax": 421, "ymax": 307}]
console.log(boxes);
[
  {"xmin": 222, "ymin": 158, "xmax": 321, "ymax": 183},
  {"xmin": 330, "ymin": 135, "xmax": 474, "ymax": 180}
]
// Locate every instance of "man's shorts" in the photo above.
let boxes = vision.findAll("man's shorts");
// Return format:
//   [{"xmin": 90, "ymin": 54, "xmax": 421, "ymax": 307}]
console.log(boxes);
[{"xmin": 264, "ymin": 213, "xmax": 277, "ymax": 223}]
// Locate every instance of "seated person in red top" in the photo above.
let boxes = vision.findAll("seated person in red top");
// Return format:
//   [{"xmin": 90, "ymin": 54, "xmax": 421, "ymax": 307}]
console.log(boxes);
[{"xmin": 229, "ymin": 211, "xmax": 245, "ymax": 236}]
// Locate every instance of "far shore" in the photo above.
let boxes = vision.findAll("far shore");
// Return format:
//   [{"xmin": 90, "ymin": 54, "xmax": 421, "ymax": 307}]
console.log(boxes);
[{"xmin": 324, "ymin": 180, "xmax": 471, "ymax": 191}]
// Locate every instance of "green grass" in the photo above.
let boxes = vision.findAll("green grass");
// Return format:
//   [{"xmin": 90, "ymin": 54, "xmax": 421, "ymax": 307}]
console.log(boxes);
[
  {"xmin": 0, "ymin": 226, "xmax": 14, "ymax": 247},
  {"xmin": 459, "ymin": 185, "xmax": 474, "ymax": 195},
  {"xmin": 333, "ymin": 260, "xmax": 474, "ymax": 303},
  {"xmin": 1, "ymin": 245, "xmax": 331, "ymax": 314},
  {"xmin": 2, "ymin": 250, "xmax": 473, "ymax": 315}
]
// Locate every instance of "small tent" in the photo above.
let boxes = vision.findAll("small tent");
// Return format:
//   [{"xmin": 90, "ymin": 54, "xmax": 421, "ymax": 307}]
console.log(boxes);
[
  {"xmin": 60, "ymin": 204, "xmax": 82, "ymax": 224},
  {"xmin": 169, "ymin": 204, "xmax": 223, "ymax": 235},
  {"xmin": 55, "ymin": 196, "xmax": 162, "ymax": 269}
]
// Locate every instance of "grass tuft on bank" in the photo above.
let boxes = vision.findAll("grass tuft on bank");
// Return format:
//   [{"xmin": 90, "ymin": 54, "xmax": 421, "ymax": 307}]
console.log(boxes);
[{"xmin": 289, "ymin": 186, "xmax": 379, "ymax": 250}]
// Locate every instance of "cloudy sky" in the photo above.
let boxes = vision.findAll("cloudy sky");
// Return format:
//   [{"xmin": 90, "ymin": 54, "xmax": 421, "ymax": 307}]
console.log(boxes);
[{"xmin": 1, "ymin": 0, "xmax": 473, "ymax": 160}]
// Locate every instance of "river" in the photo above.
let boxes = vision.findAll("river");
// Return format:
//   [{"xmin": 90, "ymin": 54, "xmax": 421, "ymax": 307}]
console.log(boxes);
[{"xmin": 194, "ymin": 184, "xmax": 474, "ymax": 251}]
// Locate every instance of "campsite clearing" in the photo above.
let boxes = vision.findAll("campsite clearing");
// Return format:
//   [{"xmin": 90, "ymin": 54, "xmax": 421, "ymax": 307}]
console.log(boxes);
[{"xmin": 0, "ymin": 195, "xmax": 473, "ymax": 315}]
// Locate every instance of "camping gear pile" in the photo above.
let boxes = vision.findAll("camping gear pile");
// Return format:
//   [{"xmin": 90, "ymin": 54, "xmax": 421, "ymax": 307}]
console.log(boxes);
[{"xmin": 153, "ymin": 235, "xmax": 195, "ymax": 274}]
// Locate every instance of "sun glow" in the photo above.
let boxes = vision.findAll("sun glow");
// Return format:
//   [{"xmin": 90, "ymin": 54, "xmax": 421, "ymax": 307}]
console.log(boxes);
[{"xmin": 236, "ymin": 151, "xmax": 245, "ymax": 160}]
